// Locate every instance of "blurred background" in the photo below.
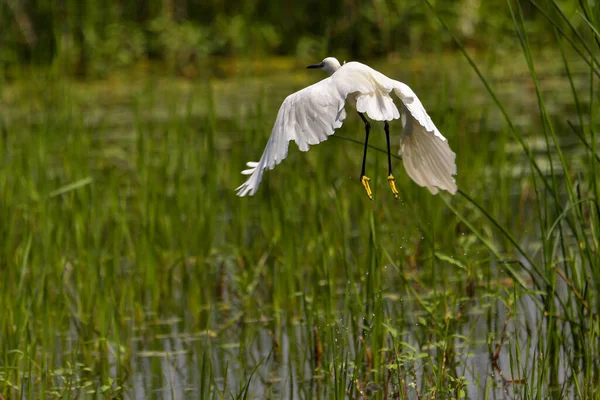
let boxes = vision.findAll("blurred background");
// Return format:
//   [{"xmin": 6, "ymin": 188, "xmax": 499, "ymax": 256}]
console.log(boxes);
[
  {"xmin": 1, "ymin": 1, "xmax": 599, "ymax": 399},
  {"xmin": 0, "ymin": 0, "xmax": 582, "ymax": 77}
]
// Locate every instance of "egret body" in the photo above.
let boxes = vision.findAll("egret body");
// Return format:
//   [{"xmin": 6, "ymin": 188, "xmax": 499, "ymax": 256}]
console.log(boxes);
[{"xmin": 236, "ymin": 57, "xmax": 457, "ymax": 199}]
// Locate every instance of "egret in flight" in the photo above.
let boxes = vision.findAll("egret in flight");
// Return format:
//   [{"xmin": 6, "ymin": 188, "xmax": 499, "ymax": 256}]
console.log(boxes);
[{"xmin": 236, "ymin": 57, "xmax": 457, "ymax": 199}]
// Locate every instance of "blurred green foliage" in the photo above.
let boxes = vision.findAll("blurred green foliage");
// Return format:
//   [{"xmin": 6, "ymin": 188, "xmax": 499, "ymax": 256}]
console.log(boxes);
[{"xmin": 0, "ymin": 0, "xmax": 586, "ymax": 76}]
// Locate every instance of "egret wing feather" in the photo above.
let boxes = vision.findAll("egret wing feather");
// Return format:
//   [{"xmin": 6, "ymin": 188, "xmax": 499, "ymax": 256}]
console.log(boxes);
[
  {"xmin": 393, "ymin": 82, "xmax": 446, "ymax": 140},
  {"xmin": 236, "ymin": 78, "xmax": 347, "ymax": 197},
  {"xmin": 393, "ymin": 84, "xmax": 457, "ymax": 194},
  {"xmin": 333, "ymin": 62, "xmax": 401, "ymax": 121},
  {"xmin": 399, "ymin": 111, "xmax": 457, "ymax": 194}
]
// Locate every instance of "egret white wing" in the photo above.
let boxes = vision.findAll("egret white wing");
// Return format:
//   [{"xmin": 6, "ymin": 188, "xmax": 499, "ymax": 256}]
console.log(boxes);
[
  {"xmin": 393, "ymin": 82, "xmax": 457, "ymax": 194},
  {"xmin": 236, "ymin": 77, "xmax": 348, "ymax": 197},
  {"xmin": 332, "ymin": 62, "xmax": 402, "ymax": 121},
  {"xmin": 393, "ymin": 82, "xmax": 445, "ymax": 140}
]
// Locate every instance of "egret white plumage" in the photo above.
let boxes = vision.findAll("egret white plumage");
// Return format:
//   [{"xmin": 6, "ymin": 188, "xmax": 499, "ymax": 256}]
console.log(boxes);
[{"xmin": 236, "ymin": 57, "xmax": 457, "ymax": 199}]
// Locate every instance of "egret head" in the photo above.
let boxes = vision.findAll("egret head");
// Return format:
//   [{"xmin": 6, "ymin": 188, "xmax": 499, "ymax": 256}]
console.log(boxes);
[{"xmin": 306, "ymin": 57, "xmax": 341, "ymax": 76}]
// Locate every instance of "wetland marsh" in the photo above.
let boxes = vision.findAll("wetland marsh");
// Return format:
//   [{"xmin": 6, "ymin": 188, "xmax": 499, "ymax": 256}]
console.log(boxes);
[{"xmin": 1, "ymin": 1, "xmax": 600, "ymax": 399}]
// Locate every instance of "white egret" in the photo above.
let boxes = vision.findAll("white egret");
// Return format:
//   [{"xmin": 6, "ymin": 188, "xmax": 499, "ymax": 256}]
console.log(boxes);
[{"xmin": 236, "ymin": 57, "xmax": 457, "ymax": 199}]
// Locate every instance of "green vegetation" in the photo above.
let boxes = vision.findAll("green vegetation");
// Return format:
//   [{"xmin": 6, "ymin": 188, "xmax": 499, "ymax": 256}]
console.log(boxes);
[
  {"xmin": 0, "ymin": 0, "xmax": 588, "ymax": 77},
  {"xmin": 1, "ymin": 0, "xmax": 599, "ymax": 398}
]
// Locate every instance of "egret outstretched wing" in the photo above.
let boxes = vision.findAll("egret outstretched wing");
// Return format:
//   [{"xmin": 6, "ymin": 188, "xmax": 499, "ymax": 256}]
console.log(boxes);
[
  {"xmin": 236, "ymin": 78, "xmax": 348, "ymax": 197},
  {"xmin": 393, "ymin": 82, "xmax": 457, "ymax": 195}
]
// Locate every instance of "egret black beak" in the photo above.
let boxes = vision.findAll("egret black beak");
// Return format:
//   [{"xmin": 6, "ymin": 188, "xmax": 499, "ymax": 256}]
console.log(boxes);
[{"xmin": 306, "ymin": 62, "xmax": 324, "ymax": 69}]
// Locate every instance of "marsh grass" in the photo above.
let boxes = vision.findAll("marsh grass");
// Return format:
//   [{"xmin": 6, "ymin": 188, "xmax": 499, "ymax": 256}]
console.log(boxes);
[{"xmin": 1, "ymin": 1, "xmax": 599, "ymax": 398}]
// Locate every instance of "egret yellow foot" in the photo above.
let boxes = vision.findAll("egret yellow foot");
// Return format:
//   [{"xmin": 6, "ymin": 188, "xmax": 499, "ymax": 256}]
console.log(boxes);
[
  {"xmin": 361, "ymin": 175, "xmax": 373, "ymax": 200},
  {"xmin": 388, "ymin": 174, "xmax": 399, "ymax": 199}
]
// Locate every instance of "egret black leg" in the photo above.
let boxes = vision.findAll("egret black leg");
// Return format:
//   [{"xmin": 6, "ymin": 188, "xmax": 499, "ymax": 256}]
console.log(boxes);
[
  {"xmin": 358, "ymin": 112, "xmax": 373, "ymax": 199},
  {"xmin": 383, "ymin": 121, "xmax": 398, "ymax": 198},
  {"xmin": 384, "ymin": 121, "xmax": 399, "ymax": 199},
  {"xmin": 385, "ymin": 121, "xmax": 393, "ymax": 175}
]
